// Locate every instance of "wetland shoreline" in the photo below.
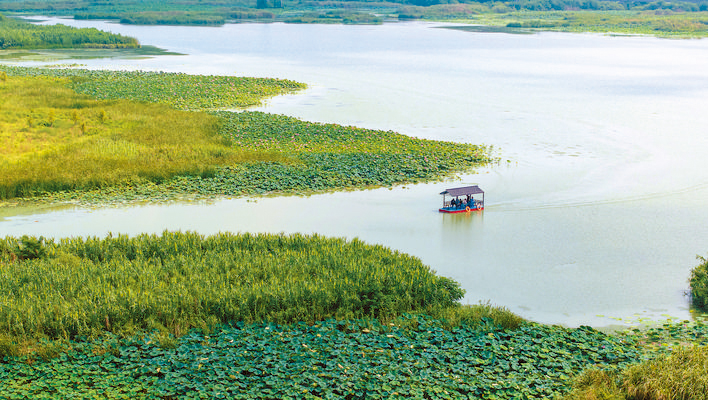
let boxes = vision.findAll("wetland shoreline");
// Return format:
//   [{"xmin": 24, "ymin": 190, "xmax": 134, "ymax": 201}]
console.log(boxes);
[
  {"xmin": 3, "ymin": 18, "xmax": 708, "ymax": 399},
  {"xmin": 0, "ymin": 66, "xmax": 493, "ymax": 207}
]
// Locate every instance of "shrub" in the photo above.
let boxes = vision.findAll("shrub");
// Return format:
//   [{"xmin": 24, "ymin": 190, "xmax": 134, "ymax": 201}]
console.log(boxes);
[{"xmin": 690, "ymin": 255, "xmax": 708, "ymax": 309}]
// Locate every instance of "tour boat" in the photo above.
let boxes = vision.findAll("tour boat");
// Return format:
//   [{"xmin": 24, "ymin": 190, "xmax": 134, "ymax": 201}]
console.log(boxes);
[{"xmin": 439, "ymin": 185, "xmax": 484, "ymax": 213}]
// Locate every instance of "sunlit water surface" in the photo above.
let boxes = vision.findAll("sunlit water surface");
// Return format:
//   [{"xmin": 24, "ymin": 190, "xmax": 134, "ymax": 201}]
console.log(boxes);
[{"xmin": 3, "ymin": 19, "xmax": 708, "ymax": 327}]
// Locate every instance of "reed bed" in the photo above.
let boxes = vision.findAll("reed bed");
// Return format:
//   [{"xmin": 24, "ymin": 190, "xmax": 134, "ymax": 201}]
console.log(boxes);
[
  {"xmin": 0, "ymin": 72, "xmax": 291, "ymax": 200},
  {"xmin": 1, "ymin": 66, "xmax": 492, "ymax": 203},
  {"xmin": 0, "ymin": 13, "xmax": 140, "ymax": 49},
  {"xmin": 0, "ymin": 231, "xmax": 465, "ymax": 345},
  {"xmin": 0, "ymin": 65, "xmax": 306, "ymax": 110},
  {"xmin": 563, "ymin": 345, "xmax": 708, "ymax": 400}
]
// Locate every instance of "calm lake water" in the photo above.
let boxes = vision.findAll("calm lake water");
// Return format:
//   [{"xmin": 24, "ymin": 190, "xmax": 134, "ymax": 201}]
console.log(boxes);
[{"xmin": 3, "ymin": 18, "xmax": 708, "ymax": 327}]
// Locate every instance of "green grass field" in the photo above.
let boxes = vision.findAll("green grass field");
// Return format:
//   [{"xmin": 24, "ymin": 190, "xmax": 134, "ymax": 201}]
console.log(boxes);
[{"xmin": 0, "ymin": 72, "xmax": 290, "ymax": 199}]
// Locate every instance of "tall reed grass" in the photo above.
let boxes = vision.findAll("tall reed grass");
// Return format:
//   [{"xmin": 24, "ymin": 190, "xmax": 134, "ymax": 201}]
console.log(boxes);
[
  {"xmin": 0, "ymin": 232, "xmax": 466, "ymax": 347},
  {"xmin": 0, "ymin": 75, "xmax": 282, "ymax": 199},
  {"xmin": 563, "ymin": 345, "xmax": 708, "ymax": 400}
]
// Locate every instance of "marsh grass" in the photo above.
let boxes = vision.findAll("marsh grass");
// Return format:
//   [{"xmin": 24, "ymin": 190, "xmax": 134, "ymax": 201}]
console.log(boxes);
[
  {"xmin": 1, "ymin": 65, "xmax": 307, "ymax": 110},
  {"xmin": 458, "ymin": 10, "xmax": 708, "ymax": 38},
  {"xmin": 0, "ymin": 231, "xmax": 469, "ymax": 356},
  {"xmin": 624, "ymin": 345, "xmax": 708, "ymax": 400},
  {"xmin": 430, "ymin": 301, "xmax": 526, "ymax": 330},
  {"xmin": 1, "ymin": 66, "xmax": 491, "ymax": 204},
  {"xmin": 0, "ymin": 12, "xmax": 140, "ymax": 49},
  {"xmin": 0, "ymin": 74, "xmax": 285, "ymax": 199},
  {"xmin": 563, "ymin": 345, "xmax": 708, "ymax": 400}
]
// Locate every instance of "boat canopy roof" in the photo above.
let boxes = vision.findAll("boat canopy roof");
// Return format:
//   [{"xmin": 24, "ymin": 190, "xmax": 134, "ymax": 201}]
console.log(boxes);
[{"xmin": 440, "ymin": 185, "xmax": 484, "ymax": 197}]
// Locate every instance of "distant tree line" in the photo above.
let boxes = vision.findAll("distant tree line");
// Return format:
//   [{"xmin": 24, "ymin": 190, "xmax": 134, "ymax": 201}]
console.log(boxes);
[
  {"xmin": 399, "ymin": 0, "xmax": 708, "ymax": 11},
  {"xmin": 257, "ymin": 0, "xmax": 283, "ymax": 9},
  {"xmin": 1, "ymin": 0, "xmax": 707, "ymax": 28},
  {"xmin": 0, "ymin": 13, "xmax": 139, "ymax": 49},
  {"xmin": 1, "ymin": 0, "xmax": 708, "ymax": 12}
]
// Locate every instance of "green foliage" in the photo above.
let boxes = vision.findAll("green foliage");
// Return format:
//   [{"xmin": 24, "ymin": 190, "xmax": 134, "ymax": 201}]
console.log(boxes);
[
  {"xmin": 623, "ymin": 345, "xmax": 708, "ymax": 400},
  {"xmin": 0, "ymin": 231, "xmax": 464, "ymax": 343},
  {"xmin": 53, "ymin": 111, "xmax": 490, "ymax": 203},
  {"xmin": 0, "ymin": 13, "xmax": 139, "ymax": 49},
  {"xmin": 283, "ymin": 10, "xmax": 383, "ymax": 24},
  {"xmin": 0, "ymin": 74, "xmax": 242, "ymax": 199},
  {"xmin": 118, "ymin": 11, "xmax": 226, "ymax": 26},
  {"xmin": 0, "ymin": 66, "xmax": 309, "ymax": 201},
  {"xmin": 2, "ymin": 0, "xmax": 708, "ymax": 35},
  {"xmin": 15, "ymin": 235, "xmax": 47, "ymax": 260},
  {"xmin": 446, "ymin": 9, "xmax": 708, "ymax": 37},
  {"xmin": 431, "ymin": 301, "xmax": 526, "ymax": 330},
  {"xmin": 0, "ymin": 66, "xmax": 491, "ymax": 204},
  {"xmin": 563, "ymin": 345, "xmax": 708, "ymax": 400},
  {"xmin": 563, "ymin": 369, "xmax": 626, "ymax": 400},
  {"xmin": 196, "ymin": 111, "xmax": 491, "ymax": 192},
  {"xmin": 1, "ymin": 65, "xmax": 306, "ymax": 110},
  {"xmin": 690, "ymin": 255, "xmax": 708, "ymax": 309},
  {"xmin": 561, "ymin": 318, "xmax": 708, "ymax": 400},
  {"xmin": 0, "ymin": 317, "xmax": 643, "ymax": 399}
]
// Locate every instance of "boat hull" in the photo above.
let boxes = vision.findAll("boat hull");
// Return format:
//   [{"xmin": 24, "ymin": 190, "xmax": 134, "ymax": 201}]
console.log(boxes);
[{"xmin": 439, "ymin": 206, "xmax": 483, "ymax": 213}]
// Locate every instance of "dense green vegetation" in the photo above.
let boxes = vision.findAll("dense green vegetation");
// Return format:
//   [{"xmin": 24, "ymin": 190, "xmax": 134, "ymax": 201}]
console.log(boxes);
[
  {"xmin": 2, "ymin": 65, "xmax": 307, "ymax": 110},
  {"xmin": 454, "ymin": 8, "xmax": 708, "ymax": 37},
  {"xmin": 563, "ymin": 342, "xmax": 708, "ymax": 399},
  {"xmin": 0, "ymin": 232, "xmax": 470, "ymax": 345},
  {"xmin": 0, "ymin": 67, "xmax": 306, "ymax": 201},
  {"xmin": 5, "ymin": 232, "xmax": 707, "ymax": 399},
  {"xmin": 27, "ymin": 110, "xmax": 490, "ymax": 204},
  {"xmin": 0, "ymin": 66, "xmax": 490, "ymax": 204},
  {"xmin": 1, "ymin": 232, "xmax": 707, "ymax": 398},
  {"xmin": 0, "ymin": 13, "xmax": 139, "ymax": 49},
  {"xmin": 690, "ymin": 255, "xmax": 708, "ymax": 309},
  {"xmin": 2, "ymin": 0, "xmax": 708, "ymax": 35},
  {"xmin": 0, "ymin": 317, "xmax": 642, "ymax": 399}
]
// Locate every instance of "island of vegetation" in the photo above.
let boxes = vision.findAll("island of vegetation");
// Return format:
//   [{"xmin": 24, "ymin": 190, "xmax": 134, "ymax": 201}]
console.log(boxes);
[
  {"xmin": 2, "ymin": 0, "xmax": 708, "ymax": 37},
  {"xmin": 0, "ymin": 13, "xmax": 139, "ymax": 49},
  {"xmin": 0, "ymin": 65, "xmax": 492, "ymax": 205}
]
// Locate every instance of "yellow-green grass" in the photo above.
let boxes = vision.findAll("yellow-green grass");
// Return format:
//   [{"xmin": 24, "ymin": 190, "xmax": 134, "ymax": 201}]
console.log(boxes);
[
  {"xmin": 1, "ymin": 67, "xmax": 491, "ymax": 204},
  {"xmin": 440, "ymin": 10, "xmax": 708, "ymax": 38},
  {"xmin": 562, "ymin": 345, "xmax": 708, "ymax": 400},
  {"xmin": 0, "ymin": 74, "xmax": 285, "ymax": 199}
]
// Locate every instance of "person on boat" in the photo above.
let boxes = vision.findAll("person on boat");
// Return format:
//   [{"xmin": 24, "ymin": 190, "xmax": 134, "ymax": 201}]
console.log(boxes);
[{"xmin": 451, "ymin": 199, "xmax": 456, "ymax": 208}]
